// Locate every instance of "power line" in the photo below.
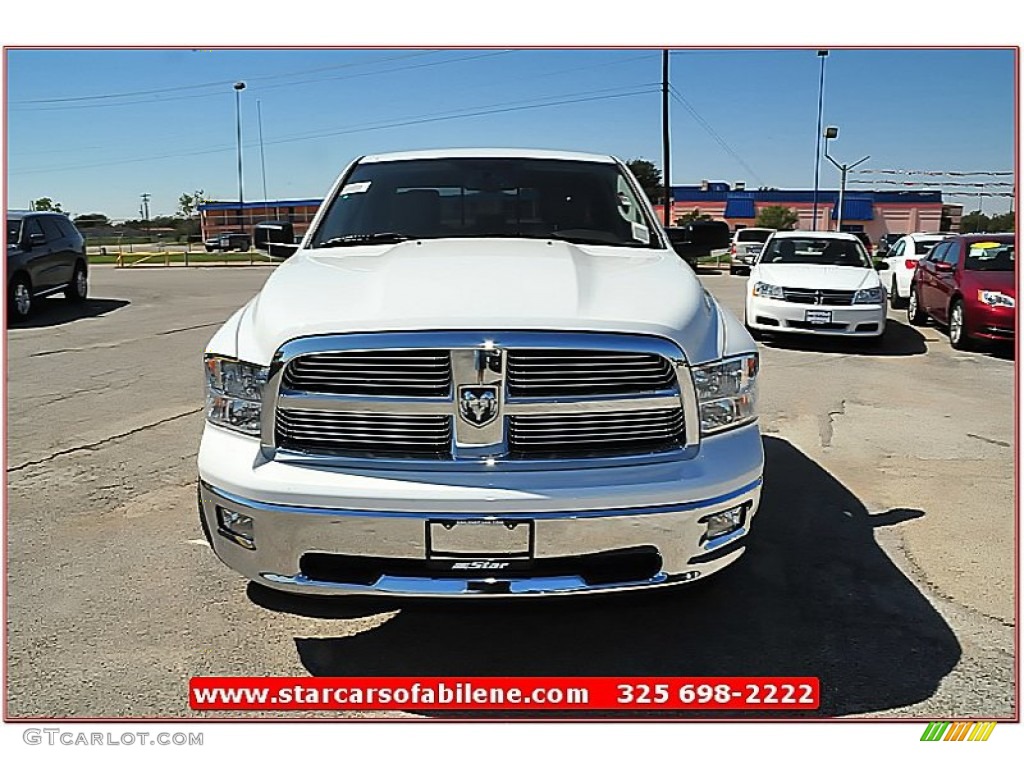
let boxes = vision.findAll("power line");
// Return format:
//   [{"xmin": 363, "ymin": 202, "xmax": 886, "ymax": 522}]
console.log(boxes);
[
  {"xmin": 9, "ymin": 85, "xmax": 659, "ymax": 176},
  {"xmin": 10, "ymin": 49, "xmax": 444, "ymax": 105},
  {"xmin": 850, "ymin": 179, "xmax": 1014, "ymax": 188},
  {"xmin": 667, "ymin": 84, "xmax": 763, "ymax": 185},
  {"xmin": 853, "ymin": 168, "xmax": 1014, "ymax": 177},
  {"xmin": 10, "ymin": 51, "xmax": 517, "ymax": 112}
]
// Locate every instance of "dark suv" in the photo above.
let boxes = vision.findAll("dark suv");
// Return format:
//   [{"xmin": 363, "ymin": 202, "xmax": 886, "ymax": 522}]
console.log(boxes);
[
  {"xmin": 6, "ymin": 210, "xmax": 88, "ymax": 322},
  {"xmin": 205, "ymin": 232, "xmax": 251, "ymax": 252}
]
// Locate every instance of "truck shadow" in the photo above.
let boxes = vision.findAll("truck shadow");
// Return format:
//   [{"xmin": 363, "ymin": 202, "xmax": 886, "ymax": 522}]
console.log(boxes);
[
  {"xmin": 250, "ymin": 436, "xmax": 960, "ymax": 718},
  {"xmin": 6, "ymin": 297, "xmax": 130, "ymax": 329}
]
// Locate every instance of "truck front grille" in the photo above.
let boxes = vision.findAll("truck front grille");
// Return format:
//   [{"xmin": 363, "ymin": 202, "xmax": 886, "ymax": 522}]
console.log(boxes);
[
  {"xmin": 507, "ymin": 350, "xmax": 676, "ymax": 397},
  {"xmin": 270, "ymin": 333, "xmax": 691, "ymax": 465},
  {"xmin": 276, "ymin": 409, "xmax": 452, "ymax": 458},
  {"xmin": 282, "ymin": 350, "xmax": 451, "ymax": 397},
  {"xmin": 509, "ymin": 408, "xmax": 685, "ymax": 457}
]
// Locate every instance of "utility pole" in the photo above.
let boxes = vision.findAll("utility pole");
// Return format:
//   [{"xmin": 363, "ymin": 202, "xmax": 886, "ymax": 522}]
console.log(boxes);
[
  {"xmin": 140, "ymin": 193, "xmax": 151, "ymax": 238},
  {"xmin": 811, "ymin": 50, "xmax": 828, "ymax": 230},
  {"xmin": 662, "ymin": 49, "xmax": 672, "ymax": 228},
  {"xmin": 258, "ymin": 100, "xmax": 275, "ymax": 220},
  {"xmin": 234, "ymin": 82, "xmax": 246, "ymax": 235}
]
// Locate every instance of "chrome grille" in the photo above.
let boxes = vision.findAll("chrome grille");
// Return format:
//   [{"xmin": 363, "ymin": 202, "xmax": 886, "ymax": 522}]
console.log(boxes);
[
  {"xmin": 781, "ymin": 288, "xmax": 856, "ymax": 306},
  {"xmin": 276, "ymin": 409, "xmax": 451, "ymax": 458},
  {"xmin": 507, "ymin": 350, "xmax": 676, "ymax": 397},
  {"xmin": 509, "ymin": 408, "xmax": 685, "ymax": 457},
  {"xmin": 282, "ymin": 350, "xmax": 451, "ymax": 397}
]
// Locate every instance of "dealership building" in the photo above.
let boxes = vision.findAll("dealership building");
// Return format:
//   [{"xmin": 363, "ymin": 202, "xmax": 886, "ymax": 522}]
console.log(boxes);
[
  {"xmin": 656, "ymin": 182, "xmax": 962, "ymax": 241},
  {"xmin": 199, "ymin": 185, "xmax": 961, "ymax": 244}
]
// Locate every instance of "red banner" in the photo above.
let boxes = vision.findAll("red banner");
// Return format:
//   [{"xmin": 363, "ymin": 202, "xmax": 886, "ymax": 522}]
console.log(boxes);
[{"xmin": 190, "ymin": 676, "xmax": 819, "ymax": 711}]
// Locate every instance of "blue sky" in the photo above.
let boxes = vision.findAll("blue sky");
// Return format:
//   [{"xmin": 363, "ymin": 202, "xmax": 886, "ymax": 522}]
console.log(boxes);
[{"xmin": 5, "ymin": 47, "xmax": 1017, "ymax": 220}]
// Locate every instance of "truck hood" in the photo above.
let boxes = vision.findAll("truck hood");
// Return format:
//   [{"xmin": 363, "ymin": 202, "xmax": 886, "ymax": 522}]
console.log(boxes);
[
  {"xmin": 752, "ymin": 262, "xmax": 881, "ymax": 291},
  {"xmin": 227, "ymin": 238, "xmax": 732, "ymax": 365}
]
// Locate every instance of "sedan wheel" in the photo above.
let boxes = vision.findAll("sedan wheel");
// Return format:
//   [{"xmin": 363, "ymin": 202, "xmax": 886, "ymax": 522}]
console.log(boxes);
[
  {"xmin": 907, "ymin": 286, "xmax": 927, "ymax": 326},
  {"xmin": 949, "ymin": 299, "xmax": 973, "ymax": 350},
  {"xmin": 889, "ymin": 277, "xmax": 906, "ymax": 309}
]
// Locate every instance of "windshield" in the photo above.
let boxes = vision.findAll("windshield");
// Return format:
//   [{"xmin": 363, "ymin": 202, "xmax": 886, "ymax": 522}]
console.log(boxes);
[
  {"xmin": 759, "ymin": 237, "xmax": 871, "ymax": 268},
  {"xmin": 311, "ymin": 157, "xmax": 658, "ymax": 249},
  {"xmin": 965, "ymin": 241, "xmax": 1015, "ymax": 271},
  {"xmin": 6, "ymin": 219, "xmax": 21, "ymax": 246},
  {"xmin": 736, "ymin": 229, "xmax": 771, "ymax": 243}
]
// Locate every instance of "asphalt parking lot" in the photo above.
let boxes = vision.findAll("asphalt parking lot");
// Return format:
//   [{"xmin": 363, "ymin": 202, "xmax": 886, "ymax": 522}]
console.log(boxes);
[{"xmin": 4, "ymin": 264, "xmax": 1015, "ymax": 719}]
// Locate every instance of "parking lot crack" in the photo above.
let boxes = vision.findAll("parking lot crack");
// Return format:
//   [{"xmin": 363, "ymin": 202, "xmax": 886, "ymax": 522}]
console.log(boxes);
[
  {"xmin": 818, "ymin": 399, "xmax": 846, "ymax": 449},
  {"xmin": 6, "ymin": 407, "xmax": 203, "ymax": 473},
  {"xmin": 966, "ymin": 433, "xmax": 1011, "ymax": 448}
]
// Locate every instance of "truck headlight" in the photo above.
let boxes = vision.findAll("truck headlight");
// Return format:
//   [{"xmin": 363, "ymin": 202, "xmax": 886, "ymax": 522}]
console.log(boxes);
[
  {"xmin": 853, "ymin": 286, "xmax": 885, "ymax": 304},
  {"xmin": 692, "ymin": 354, "xmax": 758, "ymax": 435},
  {"xmin": 978, "ymin": 290, "xmax": 1014, "ymax": 307},
  {"xmin": 204, "ymin": 355, "xmax": 268, "ymax": 436},
  {"xmin": 752, "ymin": 282, "xmax": 784, "ymax": 299}
]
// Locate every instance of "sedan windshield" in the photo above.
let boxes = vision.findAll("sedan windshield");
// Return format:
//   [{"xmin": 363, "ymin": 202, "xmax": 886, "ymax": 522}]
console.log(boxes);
[
  {"xmin": 311, "ymin": 157, "xmax": 659, "ymax": 249},
  {"xmin": 759, "ymin": 237, "xmax": 871, "ymax": 267},
  {"xmin": 965, "ymin": 242, "xmax": 1015, "ymax": 271}
]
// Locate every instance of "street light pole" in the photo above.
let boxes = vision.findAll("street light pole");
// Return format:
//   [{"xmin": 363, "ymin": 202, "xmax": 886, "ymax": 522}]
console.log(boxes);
[
  {"xmin": 811, "ymin": 50, "xmax": 828, "ymax": 230},
  {"xmin": 823, "ymin": 125, "xmax": 869, "ymax": 232},
  {"xmin": 234, "ymin": 82, "xmax": 246, "ymax": 234}
]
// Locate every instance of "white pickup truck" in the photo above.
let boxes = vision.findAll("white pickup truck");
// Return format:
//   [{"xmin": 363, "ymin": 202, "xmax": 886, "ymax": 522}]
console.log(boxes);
[{"xmin": 198, "ymin": 148, "xmax": 764, "ymax": 597}]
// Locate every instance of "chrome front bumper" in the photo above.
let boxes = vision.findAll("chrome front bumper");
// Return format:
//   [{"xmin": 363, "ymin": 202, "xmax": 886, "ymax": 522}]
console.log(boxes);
[{"xmin": 198, "ymin": 479, "xmax": 762, "ymax": 597}]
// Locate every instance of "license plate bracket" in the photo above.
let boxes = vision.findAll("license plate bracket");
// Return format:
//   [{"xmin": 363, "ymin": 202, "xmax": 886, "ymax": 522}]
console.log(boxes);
[
  {"xmin": 426, "ymin": 519, "xmax": 534, "ymax": 560},
  {"xmin": 805, "ymin": 309, "xmax": 832, "ymax": 325}
]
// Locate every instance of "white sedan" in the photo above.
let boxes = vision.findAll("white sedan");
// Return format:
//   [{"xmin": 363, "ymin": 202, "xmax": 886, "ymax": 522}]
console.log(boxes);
[
  {"xmin": 744, "ymin": 231, "xmax": 886, "ymax": 340},
  {"xmin": 876, "ymin": 232, "xmax": 948, "ymax": 308}
]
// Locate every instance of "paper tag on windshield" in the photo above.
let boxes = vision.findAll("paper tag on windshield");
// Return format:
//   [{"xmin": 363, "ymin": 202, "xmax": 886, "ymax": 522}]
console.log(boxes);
[
  {"xmin": 631, "ymin": 222, "xmax": 650, "ymax": 244},
  {"xmin": 340, "ymin": 181, "xmax": 371, "ymax": 195}
]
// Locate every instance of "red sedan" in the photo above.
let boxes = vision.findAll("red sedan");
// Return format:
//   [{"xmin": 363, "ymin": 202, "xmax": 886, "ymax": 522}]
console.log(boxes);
[{"xmin": 907, "ymin": 233, "xmax": 1015, "ymax": 350}]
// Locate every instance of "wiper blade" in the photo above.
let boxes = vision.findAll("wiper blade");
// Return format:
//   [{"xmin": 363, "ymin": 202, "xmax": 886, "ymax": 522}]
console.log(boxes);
[
  {"xmin": 547, "ymin": 232, "xmax": 629, "ymax": 247},
  {"xmin": 319, "ymin": 232, "xmax": 411, "ymax": 248}
]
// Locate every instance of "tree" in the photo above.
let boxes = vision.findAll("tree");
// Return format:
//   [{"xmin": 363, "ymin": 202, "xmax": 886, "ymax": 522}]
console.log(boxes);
[
  {"xmin": 626, "ymin": 158, "xmax": 663, "ymax": 205},
  {"xmin": 178, "ymin": 189, "xmax": 206, "ymax": 219},
  {"xmin": 32, "ymin": 197, "xmax": 63, "ymax": 213},
  {"xmin": 756, "ymin": 205, "xmax": 799, "ymax": 231},
  {"xmin": 675, "ymin": 208, "xmax": 711, "ymax": 226},
  {"xmin": 178, "ymin": 193, "xmax": 195, "ymax": 219},
  {"xmin": 988, "ymin": 210, "xmax": 1014, "ymax": 232},
  {"xmin": 960, "ymin": 210, "xmax": 991, "ymax": 233}
]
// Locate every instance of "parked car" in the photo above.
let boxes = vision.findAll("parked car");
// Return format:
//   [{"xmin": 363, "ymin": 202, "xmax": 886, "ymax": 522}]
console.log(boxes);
[
  {"xmin": 876, "ymin": 232, "xmax": 906, "ymax": 257},
  {"xmin": 253, "ymin": 220, "xmax": 295, "ymax": 250},
  {"xmin": 198, "ymin": 148, "xmax": 764, "ymax": 598},
  {"xmin": 729, "ymin": 227, "xmax": 774, "ymax": 275},
  {"xmin": 666, "ymin": 220, "xmax": 731, "ymax": 268},
  {"xmin": 850, "ymin": 231, "xmax": 874, "ymax": 258},
  {"xmin": 744, "ymin": 230, "xmax": 886, "ymax": 341},
  {"xmin": 205, "ymin": 232, "xmax": 251, "ymax": 252},
  {"xmin": 877, "ymin": 233, "xmax": 949, "ymax": 308},
  {"xmin": 907, "ymin": 233, "xmax": 1015, "ymax": 350},
  {"xmin": 6, "ymin": 210, "xmax": 88, "ymax": 322}
]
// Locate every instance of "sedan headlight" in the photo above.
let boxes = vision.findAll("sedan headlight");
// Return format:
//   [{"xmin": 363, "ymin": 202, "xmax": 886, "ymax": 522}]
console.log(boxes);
[
  {"xmin": 853, "ymin": 286, "xmax": 885, "ymax": 305},
  {"xmin": 692, "ymin": 354, "xmax": 758, "ymax": 435},
  {"xmin": 204, "ymin": 355, "xmax": 268, "ymax": 435},
  {"xmin": 752, "ymin": 282, "xmax": 784, "ymax": 300},
  {"xmin": 978, "ymin": 290, "xmax": 1015, "ymax": 307}
]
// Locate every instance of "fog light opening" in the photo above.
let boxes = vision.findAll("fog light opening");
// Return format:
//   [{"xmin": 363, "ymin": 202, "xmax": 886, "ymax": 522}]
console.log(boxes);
[
  {"xmin": 216, "ymin": 506, "xmax": 255, "ymax": 549},
  {"xmin": 701, "ymin": 502, "xmax": 750, "ymax": 545}
]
